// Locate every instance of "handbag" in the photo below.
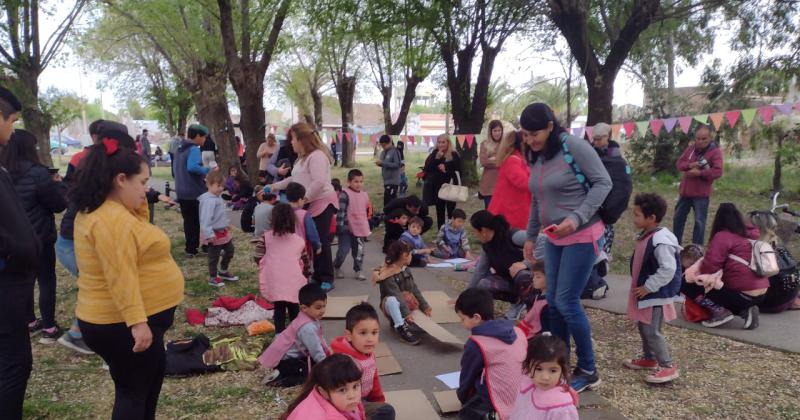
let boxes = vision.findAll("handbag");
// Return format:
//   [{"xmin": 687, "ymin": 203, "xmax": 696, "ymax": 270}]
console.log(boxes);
[{"xmin": 437, "ymin": 171, "xmax": 468, "ymax": 202}]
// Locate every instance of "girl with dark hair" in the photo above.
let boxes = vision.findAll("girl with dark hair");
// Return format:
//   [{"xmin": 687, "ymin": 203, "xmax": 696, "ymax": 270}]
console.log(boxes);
[
  {"xmin": 423, "ymin": 134, "xmax": 462, "ymax": 229},
  {"xmin": 281, "ymin": 353, "xmax": 366, "ymax": 420},
  {"xmin": 259, "ymin": 202, "xmax": 308, "ymax": 332},
  {"xmin": 511, "ymin": 335, "xmax": 578, "ymax": 419},
  {"xmin": 468, "ymin": 211, "xmax": 533, "ymax": 317},
  {"xmin": 682, "ymin": 203, "xmax": 768, "ymax": 329},
  {"xmin": 71, "ymin": 135, "xmax": 184, "ymax": 419},
  {"xmin": 479, "ymin": 120, "xmax": 504, "ymax": 208},
  {"xmin": 0, "ymin": 129, "xmax": 67, "ymax": 343},
  {"xmin": 520, "ymin": 103, "xmax": 612, "ymax": 393}
]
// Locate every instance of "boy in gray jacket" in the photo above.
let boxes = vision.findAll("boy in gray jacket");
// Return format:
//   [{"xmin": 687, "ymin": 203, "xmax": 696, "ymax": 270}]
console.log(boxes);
[
  {"xmin": 376, "ymin": 135, "xmax": 402, "ymax": 206},
  {"xmin": 199, "ymin": 170, "xmax": 239, "ymax": 287}
]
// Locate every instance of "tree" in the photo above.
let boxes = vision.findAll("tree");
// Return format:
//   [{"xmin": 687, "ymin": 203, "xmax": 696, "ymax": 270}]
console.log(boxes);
[
  {"xmin": 0, "ymin": 1, "xmax": 86, "ymax": 165},
  {"xmin": 419, "ymin": 0, "xmax": 535, "ymax": 184},
  {"xmin": 489, "ymin": 76, "xmax": 587, "ymax": 124},
  {"xmin": 40, "ymin": 88, "xmax": 82, "ymax": 153},
  {"xmin": 271, "ymin": 42, "xmax": 332, "ymax": 129},
  {"xmin": 217, "ymin": 0, "xmax": 292, "ymax": 181}
]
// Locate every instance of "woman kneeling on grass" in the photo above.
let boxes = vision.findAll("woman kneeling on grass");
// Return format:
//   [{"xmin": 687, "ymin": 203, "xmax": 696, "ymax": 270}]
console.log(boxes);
[{"xmin": 71, "ymin": 130, "xmax": 184, "ymax": 419}]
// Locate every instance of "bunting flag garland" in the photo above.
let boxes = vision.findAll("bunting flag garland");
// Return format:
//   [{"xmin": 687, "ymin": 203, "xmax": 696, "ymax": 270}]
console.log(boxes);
[
  {"xmin": 741, "ymin": 108, "xmax": 757, "ymax": 126},
  {"xmin": 694, "ymin": 114, "xmax": 708, "ymax": 124},
  {"xmin": 677, "ymin": 116, "xmax": 693, "ymax": 133},
  {"xmin": 572, "ymin": 127, "xmax": 584, "ymax": 137},
  {"xmin": 725, "ymin": 110, "xmax": 741, "ymax": 128},
  {"xmin": 776, "ymin": 103, "xmax": 794, "ymax": 115},
  {"xmin": 344, "ymin": 133, "xmax": 352, "ymax": 142},
  {"xmin": 649, "ymin": 119, "xmax": 664, "ymax": 136},
  {"xmin": 635, "ymin": 121, "xmax": 649, "ymax": 137},
  {"xmin": 709, "ymin": 113, "xmax": 725, "ymax": 131},
  {"xmin": 449, "ymin": 135, "xmax": 457, "ymax": 145},
  {"xmin": 409, "ymin": 135, "xmax": 416, "ymax": 145},
  {"xmin": 795, "ymin": 102, "xmax": 800, "ymax": 113},
  {"xmin": 663, "ymin": 118, "xmax": 678, "ymax": 133},
  {"xmin": 465, "ymin": 134, "xmax": 475, "ymax": 148},
  {"xmin": 585, "ymin": 126, "xmax": 594, "ymax": 140},
  {"xmin": 610, "ymin": 124, "xmax": 621, "ymax": 140},
  {"xmin": 758, "ymin": 106, "xmax": 775, "ymax": 124},
  {"xmin": 456, "ymin": 135, "xmax": 466, "ymax": 148},
  {"xmin": 623, "ymin": 122, "xmax": 636, "ymax": 137}
]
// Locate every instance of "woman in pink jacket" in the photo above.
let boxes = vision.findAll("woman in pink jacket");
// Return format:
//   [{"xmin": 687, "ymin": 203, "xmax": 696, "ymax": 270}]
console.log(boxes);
[
  {"xmin": 269, "ymin": 123, "xmax": 339, "ymax": 291},
  {"xmin": 488, "ymin": 130, "xmax": 531, "ymax": 230},
  {"xmin": 681, "ymin": 203, "xmax": 768, "ymax": 329},
  {"xmin": 281, "ymin": 354, "xmax": 366, "ymax": 420}
]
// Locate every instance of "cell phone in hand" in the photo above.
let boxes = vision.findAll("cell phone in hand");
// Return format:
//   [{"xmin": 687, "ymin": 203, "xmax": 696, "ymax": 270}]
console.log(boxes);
[{"xmin": 543, "ymin": 224, "xmax": 559, "ymax": 240}]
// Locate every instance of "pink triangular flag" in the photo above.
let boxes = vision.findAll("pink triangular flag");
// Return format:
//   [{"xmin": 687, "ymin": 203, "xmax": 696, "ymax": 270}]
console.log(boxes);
[
  {"xmin": 408, "ymin": 135, "xmax": 415, "ymax": 145},
  {"xmin": 795, "ymin": 102, "xmax": 800, "ymax": 113},
  {"xmin": 677, "ymin": 116, "xmax": 693, "ymax": 133},
  {"xmin": 662, "ymin": 118, "xmax": 678, "ymax": 133},
  {"xmin": 758, "ymin": 106, "xmax": 775, "ymax": 124},
  {"xmin": 622, "ymin": 122, "xmax": 636, "ymax": 137},
  {"xmin": 725, "ymin": 110, "xmax": 741, "ymax": 128},
  {"xmin": 585, "ymin": 126, "xmax": 594, "ymax": 141},
  {"xmin": 344, "ymin": 133, "xmax": 352, "ymax": 142},
  {"xmin": 709, "ymin": 113, "xmax": 724, "ymax": 131},
  {"xmin": 776, "ymin": 103, "xmax": 793, "ymax": 115},
  {"xmin": 465, "ymin": 134, "xmax": 475, "ymax": 148},
  {"xmin": 400, "ymin": 135, "xmax": 408, "ymax": 143},
  {"xmin": 649, "ymin": 119, "xmax": 664, "ymax": 136}
]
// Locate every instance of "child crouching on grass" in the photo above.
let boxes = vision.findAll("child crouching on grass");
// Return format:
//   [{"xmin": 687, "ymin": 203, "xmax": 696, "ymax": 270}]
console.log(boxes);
[
  {"xmin": 280, "ymin": 353, "xmax": 366, "ymax": 420},
  {"xmin": 199, "ymin": 170, "xmax": 238, "ymax": 288},
  {"xmin": 331, "ymin": 303, "xmax": 396, "ymax": 420},
  {"xmin": 373, "ymin": 241, "xmax": 431, "ymax": 346},
  {"xmin": 624, "ymin": 193, "xmax": 683, "ymax": 384}
]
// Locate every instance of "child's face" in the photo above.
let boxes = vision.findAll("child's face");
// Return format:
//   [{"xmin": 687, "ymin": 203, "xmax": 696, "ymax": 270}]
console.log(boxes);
[
  {"xmin": 320, "ymin": 381, "xmax": 362, "ymax": 413},
  {"xmin": 450, "ymin": 217, "xmax": 465, "ymax": 231},
  {"xmin": 345, "ymin": 318, "xmax": 380, "ymax": 355},
  {"xmin": 300, "ymin": 299, "xmax": 327, "ymax": 321},
  {"xmin": 632, "ymin": 205, "xmax": 657, "ymax": 230},
  {"xmin": 348, "ymin": 176, "xmax": 364, "ymax": 192},
  {"xmin": 0, "ymin": 113, "xmax": 19, "ymax": 145},
  {"xmin": 207, "ymin": 181, "xmax": 224, "ymax": 196},
  {"xmin": 681, "ymin": 256, "xmax": 696, "ymax": 269},
  {"xmin": 531, "ymin": 360, "xmax": 562, "ymax": 391},
  {"xmin": 398, "ymin": 215, "xmax": 409, "ymax": 226},
  {"xmin": 229, "ymin": 167, "xmax": 238, "ymax": 177},
  {"xmin": 456, "ymin": 310, "xmax": 482, "ymax": 331},
  {"xmin": 408, "ymin": 222, "xmax": 422, "ymax": 236},
  {"xmin": 533, "ymin": 271, "xmax": 546, "ymax": 290}
]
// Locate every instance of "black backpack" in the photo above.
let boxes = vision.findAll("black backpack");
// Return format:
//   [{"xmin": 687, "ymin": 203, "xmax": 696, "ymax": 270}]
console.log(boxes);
[{"xmin": 559, "ymin": 135, "xmax": 633, "ymax": 225}]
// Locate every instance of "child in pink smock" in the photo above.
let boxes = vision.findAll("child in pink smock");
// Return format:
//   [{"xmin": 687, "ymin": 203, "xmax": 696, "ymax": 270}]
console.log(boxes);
[
  {"xmin": 281, "ymin": 354, "xmax": 366, "ymax": 420},
  {"xmin": 509, "ymin": 335, "xmax": 578, "ymax": 420},
  {"xmin": 624, "ymin": 193, "xmax": 683, "ymax": 384}
]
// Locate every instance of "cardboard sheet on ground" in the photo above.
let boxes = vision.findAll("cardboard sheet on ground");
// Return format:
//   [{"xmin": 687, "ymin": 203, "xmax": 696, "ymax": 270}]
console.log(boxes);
[
  {"xmin": 374, "ymin": 342, "xmax": 402, "ymax": 375},
  {"xmin": 411, "ymin": 309, "xmax": 463, "ymax": 344},
  {"xmin": 323, "ymin": 295, "xmax": 369, "ymax": 318},
  {"xmin": 422, "ymin": 291, "xmax": 460, "ymax": 323},
  {"xmin": 384, "ymin": 390, "xmax": 440, "ymax": 420},
  {"xmin": 433, "ymin": 390, "xmax": 462, "ymax": 414}
]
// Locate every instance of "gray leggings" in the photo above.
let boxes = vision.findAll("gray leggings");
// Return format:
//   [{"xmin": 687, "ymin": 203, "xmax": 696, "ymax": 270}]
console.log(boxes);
[{"xmin": 638, "ymin": 306, "xmax": 672, "ymax": 368}]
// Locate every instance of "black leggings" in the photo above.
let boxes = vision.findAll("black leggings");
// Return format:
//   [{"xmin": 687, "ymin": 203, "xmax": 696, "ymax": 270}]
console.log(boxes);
[
  {"xmin": 434, "ymin": 198, "xmax": 456, "ymax": 230},
  {"xmin": 273, "ymin": 301, "xmax": 300, "ymax": 333},
  {"xmin": 311, "ymin": 204, "xmax": 336, "ymax": 284},
  {"xmin": 682, "ymin": 282, "xmax": 765, "ymax": 315},
  {"xmin": 28, "ymin": 244, "xmax": 57, "ymax": 328},
  {"xmin": 79, "ymin": 307, "xmax": 175, "ymax": 420}
]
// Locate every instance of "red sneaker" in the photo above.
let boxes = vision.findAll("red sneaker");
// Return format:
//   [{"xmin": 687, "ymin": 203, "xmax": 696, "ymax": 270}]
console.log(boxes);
[
  {"xmin": 645, "ymin": 365, "xmax": 679, "ymax": 384},
  {"xmin": 623, "ymin": 358, "xmax": 658, "ymax": 370}
]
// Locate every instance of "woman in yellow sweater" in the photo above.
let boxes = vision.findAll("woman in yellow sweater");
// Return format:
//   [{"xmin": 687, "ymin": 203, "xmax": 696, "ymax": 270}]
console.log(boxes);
[{"xmin": 70, "ymin": 129, "xmax": 183, "ymax": 420}]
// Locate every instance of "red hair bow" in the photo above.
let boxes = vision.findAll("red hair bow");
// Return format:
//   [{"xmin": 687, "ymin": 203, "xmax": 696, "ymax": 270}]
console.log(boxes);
[{"xmin": 102, "ymin": 138, "xmax": 118, "ymax": 156}]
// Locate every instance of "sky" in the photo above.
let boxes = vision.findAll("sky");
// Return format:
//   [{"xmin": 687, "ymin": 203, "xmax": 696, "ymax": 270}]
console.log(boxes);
[{"xmin": 36, "ymin": 6, "xmax": 735, "ymax": 118}]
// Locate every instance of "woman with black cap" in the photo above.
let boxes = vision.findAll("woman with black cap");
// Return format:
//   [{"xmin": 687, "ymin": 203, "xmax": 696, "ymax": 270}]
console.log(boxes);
[{"xmin": 520, "ymin": 103, "xmax": 612, "ymax": 393}]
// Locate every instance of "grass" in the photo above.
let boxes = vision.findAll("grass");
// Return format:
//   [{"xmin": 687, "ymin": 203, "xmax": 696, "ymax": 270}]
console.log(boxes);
[{"xmin": 24, "ymin": 149, "xmax": 800, "ymax": 418}]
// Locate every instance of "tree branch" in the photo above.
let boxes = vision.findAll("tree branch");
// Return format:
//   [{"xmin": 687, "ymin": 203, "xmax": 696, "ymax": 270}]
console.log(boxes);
[
  {"xmin": 40, "ymin": 0, "xmax": 86, "ymax": 70},
  {"xmin": 256, "ymin": 0, "xmax": 291, "ymax": 72}
]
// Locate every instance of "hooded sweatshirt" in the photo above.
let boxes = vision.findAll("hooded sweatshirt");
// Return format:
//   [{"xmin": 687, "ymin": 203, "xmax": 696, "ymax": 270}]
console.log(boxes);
[
  {"xmin": 330, "ymin": 336, "xmax": 385, "ymax": 402},
  {"xmin": 198, "ymin": 192, "xmax": 230, "ymax": 244},
  {"xmin": 457, "ymin": 319, "xmax": 518, "ymax": 406},
  {"xmin": 175, "ymin": 139, "xmax": 209, "ymax": 200}
]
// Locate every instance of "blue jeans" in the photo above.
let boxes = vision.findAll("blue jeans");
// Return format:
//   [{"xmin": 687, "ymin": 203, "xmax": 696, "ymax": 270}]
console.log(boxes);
[
  {"xmin": 55, "ymin": 235, "xmax": 78, "ymax": 277},
  {"xmin": 544, "ymin": 240, "xmax": 597, "ymax": 372},
  {"xmin": 673, "ymin": 196, "xmax": 709, "ymax": 245},
  {"xmin": 333, "ymin": 232, "xmax": 365, "ymax": 272}
]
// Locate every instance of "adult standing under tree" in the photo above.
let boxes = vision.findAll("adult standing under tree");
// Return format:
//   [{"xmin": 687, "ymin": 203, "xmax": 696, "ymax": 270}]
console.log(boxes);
[
  {"xmin": 423, "ymin": 134, "xmax": 462, "ymax": 230},
  {"xmin": 257, "ymin": 132, "xmax": 278, "ymax": 181},
  {"xmin": 71, "ymin": 132, "xmax": 183, "ymax": 419},
  {"xmin": 140, "ymin": 129, "xmax": 152, "ymax": 167},
  {"xmin": 396, "ymin": 140, "xmax": 405, "ymax": 162},
  {"xmin": 330, "ymin": 136, "xmax": 339, "ymax": 167},
  {"xmin": 201, "ymin": 133, "xmax": 218, "ymax": 169},
  {"xmin": 267, "ymin": 133, "xmax": 298, "ymax": 183},
  {"xmin": 376, "ymin": 135, "xmax": 402, "ymax": 207},
  {"xmin": 269, "ymin": 122, "xmax": 339, "ymax": 292},
  {"xmin": 487, "ymin": 130, "xmax": 530, "ymax": 230},
  {"xmin": 674, "ymin": 125, "xmax": 723, "ymax": 245},
  {"xmin": 0, "ymin": 130, "xmax": 67, "ymax": 344},
  {"xmin": 521, "ymin": 103, "xmax": 611, "ymax": 393},
  {"xmin": 176, "ymin": 124, "xmax": 214, "ymax": 257},
  {"xmin": 479, "ymin": 120, "xmax": 503, "ymax": 209},
  {"xmin": 0, "ymin": 87, "xmax": 41, "ymax": 420}
]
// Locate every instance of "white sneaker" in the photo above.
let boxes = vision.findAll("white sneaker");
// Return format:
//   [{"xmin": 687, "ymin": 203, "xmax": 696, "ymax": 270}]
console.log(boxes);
[{"xmin": 355, "ymin": 271, "xmax": 366, "ymax": 281}]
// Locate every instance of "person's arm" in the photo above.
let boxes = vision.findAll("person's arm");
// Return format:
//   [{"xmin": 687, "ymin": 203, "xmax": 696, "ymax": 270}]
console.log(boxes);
[
  {"xmin": 366, "ymin": 368, "xmax": 386, "ymax": 403},
  {"xmin": 506, "ymin": 155, "xmax": 530, "ymax": 187},
  {"xmin": 642, "ymin": 244, "xmax": 678, "ymax": 293},
  {"xmin": 468, "ymin": 250, "xmax": 489, "ymax": 288},
  {"xmin": 34, "ymin": 170, "xmax": 67, "ymax": 214},
  {"xmin": 198, "ymin": 198, "xmax": 216, "ymax": 242},
  {"xmin": 381, "ymin": 148, "xmax": 401, "ymax": 169},
  {"xmin": 0, "ymin": 178, "xmax": 40, "ymax": 272},
  {"xmin": 266, "ymin": 152, "xmax": 280, "ymax": 177},
  {"xmin": 304, "ymin": 213, "xmax": 321, "ymax": 250},
  {"xmin": 296, "ymin": 323, "xmax": 327, "ymax": 363},
  {"xmin": 526, "ymin": 194, "xmax": 541, "ymax": 243},
  {"xmin": 457, "ymin": 340, "xmax": 484, "ymax": 403},
  {"xmin": 423, "ymin": 153, "xmax": 438, "ymax": 174},
  {"xmin": 336, "ymin": 192, "xmax": 349, "ymax": 233},
  {"xmin": 93, "ymin": 220, "xmax": 147, "ymax": 326},
  {"xmin": 479, "ymin": 143, "xmax": 497, "ymax": 169},
  {"xmin": 256, "ymin": 143, "xmax": 269, "ymax": 159},
  {"xmin": 460, "ymin": 230, "xmax": 470, "ymax": 252},
  {"xmin": 187, "ymin": 146, "xmax": 209, "ymax": 176},
  {"xmin": 445, "ymin": 153, "xmax": 462, "ymax": 177},
  {"xmin": 701, "ymin": 148, "xmax": 724, "ymax": 181},
  {"xmin": 700, "ymin": 234, "xmax": 729, "ymax": 275},
  {"xmin": 676, "ymin": 146, "xmax": 693, "ymax": 172},
  {"xmin": 435, "ymin": 225, "xmax": 446, "ymax": 247},
  {"xmin": 566, "ymin": 137, "xmax": 612, "ymax": 227}
]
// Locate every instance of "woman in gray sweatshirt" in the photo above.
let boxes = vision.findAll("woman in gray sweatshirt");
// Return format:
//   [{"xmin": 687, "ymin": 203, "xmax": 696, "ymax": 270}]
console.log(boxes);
[{"xmin": 520, "ymin": 103, "xmax": 611, "ymax": 394}]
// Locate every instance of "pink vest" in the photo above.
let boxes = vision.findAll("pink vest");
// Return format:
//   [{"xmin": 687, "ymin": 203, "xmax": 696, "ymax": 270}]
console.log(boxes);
[
  {"xmin": 470, "ymin": 327, "xmax": 527, "ymax": 420},
  {"xmin": 257, "ymin": 312, "xmax": 329, "ymax": 369},
  {"xmin": 352, "ymin": 354, "xmax": 376, "ymax": 398},
  {"xmin": 287, "ymin": 388, "xmax": 366, "ymax": 420},
  {"xmin": 259, "ymin": 231, "xmax": 307, "ymax": 303},
  {"xmin": 509, "ymin": 377, "xmax": 579, "ymax": 420},
  {"xmin": 520, "ymin": 297, "xmax": 548, "ymax": 339},
  {"xmin": 343, "ymin": 188, "xmax": 371, "ymax": 237}
]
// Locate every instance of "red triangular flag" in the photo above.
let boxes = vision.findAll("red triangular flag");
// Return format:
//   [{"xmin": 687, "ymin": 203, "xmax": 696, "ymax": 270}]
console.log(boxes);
[
  {"xmin": 677, "ymin": 116, "xmax": 692, "ymax": 133},
  {"xmin": 408, "ymin": 136, "xmax": 415, "ymax": 145},
  {"xmin": 725, "ymin": 110, "xmax": 741, "ymax": 128},
  {"xmin": 465, "ymin": 134, "xmax": 475, "ymax": 148},
  {"xmin": 623, "ymin": 122, "xmax": 636, "ymax": 137},
  {"xmin": 758, "ymin": 106, "xmax": 775, "ymax": 124},
  {"xmin": 344, "ymin": 133, "xmax": 352, "ymax": 142},
  {"xmin": 709, "ymin": 113, "xmax": 724, "ymax": 131},
  {"xmin": 649, "ymin": 119, "xmax": 664, "ymax": 136}
]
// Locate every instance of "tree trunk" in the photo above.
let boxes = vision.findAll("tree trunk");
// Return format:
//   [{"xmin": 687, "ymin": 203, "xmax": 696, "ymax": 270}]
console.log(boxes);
[
  {"xmin": 388, "ymin": 75, "xmax": 421, "ymax": 135},
  {"xmin": 17, "ymin": 71, "xmax": 52, "ymax": 166},
  {"xmin": 311, "ymin": 89, "xmax": 323, "ymax": 130},
  {"xmin": 192, "ymin": 67, "xmax": 240, "ymax": 176},
  {"xmin": 666, "ymin": 34, "xmax": 676, "ymax": 114},
  {"xmin": 335, "ymin": 74, "xmax": 356, "ymax": 167},
  {"xmin": 236, "ymin": 79, "xmax": 266, "ymax": 182},
  {"xmin": 585, "ymin": 74, "xmax": 614, "ymax": 126},
  {"xmin": 381, "ymin": 86, "xmax": 392, "ymax": 135},
  {"xmin": 773, "ymin": 134, "xmax": 783, "ymax": 192},
  {"xmin": 177, "ymin": 101, "xmax": 190, "ymax": 137}
]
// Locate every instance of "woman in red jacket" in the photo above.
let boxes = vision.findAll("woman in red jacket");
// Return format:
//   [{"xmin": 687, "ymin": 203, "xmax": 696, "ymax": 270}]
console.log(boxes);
[
  {"xmin": 487, "ymin": 130, "xmax": 531, "ymax": 230},
  {"xmin": 682, "ymin": 203, "xmax": 767, "ymax": 329}
]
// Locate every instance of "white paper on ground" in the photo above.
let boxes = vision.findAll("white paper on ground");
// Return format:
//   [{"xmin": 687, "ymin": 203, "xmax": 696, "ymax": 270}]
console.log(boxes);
[
  {"xmin": 435, "ymin": 371, "xmax": 461, "ymax": 389},
  {"xmin": 443, "ymin": 258, "xmax": 471, "ymax": 264},
  {"xmin": 426, "ymin": 262, "xmax": 454, "ymax": 268}
]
